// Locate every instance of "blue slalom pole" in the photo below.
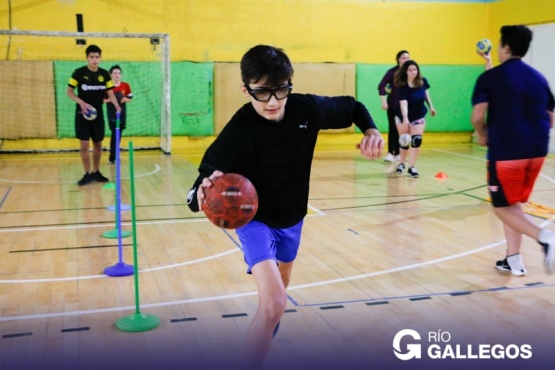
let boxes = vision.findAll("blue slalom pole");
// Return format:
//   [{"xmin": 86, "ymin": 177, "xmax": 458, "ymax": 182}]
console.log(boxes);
[{"xmin": 104, "ymin": 111, "xmax": 134, "ymax": 277}]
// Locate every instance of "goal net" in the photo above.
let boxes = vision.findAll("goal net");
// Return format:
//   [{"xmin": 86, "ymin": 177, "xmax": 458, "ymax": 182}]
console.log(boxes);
[{"xmin": 0, "ymin": 30, "xmax": 171, "ymax": 153}]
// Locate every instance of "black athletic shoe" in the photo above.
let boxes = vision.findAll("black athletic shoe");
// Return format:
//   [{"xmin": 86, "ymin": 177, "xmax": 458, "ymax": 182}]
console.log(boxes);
[
  {"xmin": 396, "ymin": 163, "xmax": 405, "ymax": 175},
  {"xmin": 408, "ymin": 167, "xmax": 419, "ymax": 178},
  {"xmin": 495, "ymin": 258, "xmax": 526, "ymax": 276},
  {"xmin": 92, "ymin": 170, "xmax": 109, "ymax": 183},
  {"xmin": 77, "ymin": 173, "xmax": 93, "ymax": 186},
  {"xmin": 495, "ymin": 258, "xmax": 511, "ymax": 273}
]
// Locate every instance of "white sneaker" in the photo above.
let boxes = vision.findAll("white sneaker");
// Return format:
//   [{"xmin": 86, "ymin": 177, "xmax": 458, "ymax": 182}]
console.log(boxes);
[
  {"xmin": 507, "ymin": 254, "xmax": 527, "ymax": 276},
  {"xmin": 495, "ymin": 257, "xmax": 527, "ymax": 276},
  {"xmin": 539, "ymin": 229, "xmax": 555, "ymax": 274},
  {"xmin": 384, "ymin": 153, "xmax": 395, "ymax": 162}
]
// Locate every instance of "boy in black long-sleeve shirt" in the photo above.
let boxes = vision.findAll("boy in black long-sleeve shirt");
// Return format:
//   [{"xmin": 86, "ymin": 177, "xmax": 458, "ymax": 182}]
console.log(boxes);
[{"xmin": 187, "ymin": 44, "xmax": 383, "ymax": 369}]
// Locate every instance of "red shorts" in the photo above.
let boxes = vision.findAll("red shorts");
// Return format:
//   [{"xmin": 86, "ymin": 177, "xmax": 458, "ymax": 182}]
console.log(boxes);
[{"xmin": 487, "ymin": 157, "xmax": 545, "ymax": 207}]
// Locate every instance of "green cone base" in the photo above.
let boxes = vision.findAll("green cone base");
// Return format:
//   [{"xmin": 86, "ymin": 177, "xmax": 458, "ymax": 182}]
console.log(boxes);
[
  {"xmin": 102, "ymin": 229, "xmax": 132, "ymax": 238},
  {"xmin": 116, "ymin": 313, "xmax": 160, "ymax": 332}
]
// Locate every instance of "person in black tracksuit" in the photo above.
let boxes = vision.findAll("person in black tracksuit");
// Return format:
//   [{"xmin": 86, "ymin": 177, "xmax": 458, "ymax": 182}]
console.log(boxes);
[
  {"xmin": 187, "ymin": 45, "xmax": 384, "ymax": 369},
  {"xmin": 377, "ymin": 50, "xmax": 410, "ymax": 162}
]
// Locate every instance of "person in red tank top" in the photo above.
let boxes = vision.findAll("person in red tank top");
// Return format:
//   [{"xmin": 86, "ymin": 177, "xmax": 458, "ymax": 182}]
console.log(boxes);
[{"xmin": 104, "ymin": 65, "xmax": 133, "ymax": 164}]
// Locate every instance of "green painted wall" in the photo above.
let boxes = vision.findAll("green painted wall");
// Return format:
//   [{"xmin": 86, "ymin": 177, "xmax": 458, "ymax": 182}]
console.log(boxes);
[
  {"xmin": 171, "ymin": 62, "xmax": 214, "ymax": 136},
  {"xmin": 357, "ymin": 64, "xmax": 484, "ymax": 132}
]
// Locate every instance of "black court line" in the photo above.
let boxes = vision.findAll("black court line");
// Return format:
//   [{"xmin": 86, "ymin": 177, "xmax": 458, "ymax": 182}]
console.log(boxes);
[
  {"xmin": 320, "ymin": 305, "xmax": 344, "ymax": 310},
  {"xmin": 450, "ymin": 291, "xmax": 472, "ymax": 296},
  {"xmin": 487, "ymin": 287, "xmax": 508, "ymax": 292},
  {"xmin": 10, "ymin": 244, "xmax": 132, "ymax": 253},
  {"xmin": 525, "ymin": 282, "xmax": 544, "ymax": 286},
  {"xmin": 310, "ymin": 191, "xmax": 474, "ymax": 202},
  {"xmin": 170, "ymin": 317, "xmax": 198, "ymax": 323},
  {"xmin": 366, "ymin": 301, "xmax": 389, "ymax": 306},
  {"xmin": 2, "ymin": 332, "xmax": 32, "ymax": 339},
  {"xmin": 222, "ymin": 313, "xmax": 248, "ymax": 318},
  {"xmin": 321, "ymin": 184, "xmax": 487, "ymax": 211},
  {"xmin": 409, "ymin": 296, "xmax": 432, "ymax": 301},
  {"xmin": 61, "ymin": 327, "xmax": 90, "ymax": 333}
]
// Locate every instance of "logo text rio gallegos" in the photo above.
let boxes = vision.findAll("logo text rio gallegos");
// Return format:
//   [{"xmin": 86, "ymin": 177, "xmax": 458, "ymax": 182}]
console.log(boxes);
[{"xmin": 393, "ymin": 329, "xmax": 532, "ymax": 360}]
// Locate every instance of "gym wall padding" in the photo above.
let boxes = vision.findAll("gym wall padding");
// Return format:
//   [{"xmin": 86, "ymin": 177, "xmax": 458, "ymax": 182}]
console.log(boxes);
[{"xmin": 0, "ymin": 61, "xmax": 57, "ymax": 139}]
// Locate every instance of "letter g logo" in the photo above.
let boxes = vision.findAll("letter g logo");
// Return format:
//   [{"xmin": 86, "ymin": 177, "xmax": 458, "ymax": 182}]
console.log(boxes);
[{"xmin": 393, "ymin": 329, "xmax": 421, "ymax": 360}]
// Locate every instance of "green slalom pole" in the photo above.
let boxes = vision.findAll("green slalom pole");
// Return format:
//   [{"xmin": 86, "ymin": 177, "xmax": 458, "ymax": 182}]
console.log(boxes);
[{"xmin": 116, "ymin": 141, "xmax": 160, "ymax": 332}]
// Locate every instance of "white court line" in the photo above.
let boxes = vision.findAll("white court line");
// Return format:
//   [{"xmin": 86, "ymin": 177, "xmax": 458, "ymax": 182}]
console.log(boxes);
[
  {"xmin": 0, "ymin": 235, "xmax": 526, "ymax": 322},
  {"xmin": 0, "ymin": 164, "xmax": 161, "ymax": 184},
  {"xmin": 308, "ymin": 204, "xmax": 325, "ymax": 215},
  {"xmin": 0, "ymin": 248, "xmax": 240, "ymax": 284},
  {"xmin": 540, "ymin": 173, "xmax": 555, "ymax": 184}
]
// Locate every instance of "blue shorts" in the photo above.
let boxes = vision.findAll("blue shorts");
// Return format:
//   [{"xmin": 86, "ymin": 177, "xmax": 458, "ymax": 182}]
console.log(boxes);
[{"xmin": 236, "ymin": 220, "xmax": 304, "ymax": 273}]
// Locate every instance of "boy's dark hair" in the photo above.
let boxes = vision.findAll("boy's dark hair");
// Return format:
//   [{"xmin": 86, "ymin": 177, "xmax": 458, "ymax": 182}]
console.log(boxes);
[
  {"xmin": 500, "ymin": 25, "xmax": 532, "ymax": 57},
  {"xmin": 396, "ymin": 50, "xmax": 409, "ymax": 65},
  {"xmin": 394, "ymin": 60, "xmax": 423, "ymax": 88},
  {"xmin": 85, "ymin": 44, "xmax": 102, "ymax": 56},
  {"xmin": 109, "ymin": 65, "xmax": 122, "ymax": 73},
  {"xmin": 240, "ymin": 45, "xmax": 294, "ymax": 87}
]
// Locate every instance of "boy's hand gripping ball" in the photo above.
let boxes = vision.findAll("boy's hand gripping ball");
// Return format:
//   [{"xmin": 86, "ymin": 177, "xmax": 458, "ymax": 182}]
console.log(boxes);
[
  {"xmin": 82, "ymin": 107, "xmax": 98, "ymax": 121},
  {"xmin": 476, "ymin": 38, "xmax": 492, "ymax": 54},
  {"xmin": 203, "ymin": 173, "xmax": 258, "ymax": 229}
]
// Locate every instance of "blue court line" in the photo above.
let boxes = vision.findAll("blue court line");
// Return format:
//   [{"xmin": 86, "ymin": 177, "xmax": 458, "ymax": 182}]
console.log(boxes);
[
  {"xmin": 0, "ymin": 186, "xmax": 12, "ymax": 210},
  {"xmin": 289, "ymin": 282, "xmax": 552, "ymax": 308},
  {"xmin": 223, "ymin": 228, "xmax": 243, "ymax": 251}
]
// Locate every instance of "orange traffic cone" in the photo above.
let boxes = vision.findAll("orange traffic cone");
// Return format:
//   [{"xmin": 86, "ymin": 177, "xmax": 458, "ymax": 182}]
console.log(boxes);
[{"xmin": 435, "ymin": 172, "xmax": 448, "ymax": 180}]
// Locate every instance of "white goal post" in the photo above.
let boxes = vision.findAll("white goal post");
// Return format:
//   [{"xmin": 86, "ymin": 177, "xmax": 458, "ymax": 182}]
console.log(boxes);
[{"xmin": 0, "ymin": 30, "xmax": 171, "ymax": 154}]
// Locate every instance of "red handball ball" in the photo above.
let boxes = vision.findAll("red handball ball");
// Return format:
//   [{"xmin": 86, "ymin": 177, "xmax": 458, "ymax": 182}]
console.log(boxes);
[{"xmin": 203, "ymin": 173, "xmax": 258, "ymax": 229}]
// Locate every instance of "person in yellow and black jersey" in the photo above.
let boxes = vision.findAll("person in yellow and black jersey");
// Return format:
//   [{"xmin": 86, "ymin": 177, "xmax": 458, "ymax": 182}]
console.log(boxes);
[{"xmin": 67, "ymin": 44, "xmax": 120, "ymax": 186}]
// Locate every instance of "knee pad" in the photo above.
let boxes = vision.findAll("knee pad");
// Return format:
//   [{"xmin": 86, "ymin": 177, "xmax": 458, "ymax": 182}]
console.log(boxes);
[{"xmin": 411, "ymin": 135, "xmax": 422, "ymax": 148}]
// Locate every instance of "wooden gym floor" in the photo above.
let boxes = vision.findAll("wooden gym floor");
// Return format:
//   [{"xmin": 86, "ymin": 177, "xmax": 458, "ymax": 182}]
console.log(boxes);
[{"xmin": 0, "ymin": 141, "xmax": 554, "ymax": 370}]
